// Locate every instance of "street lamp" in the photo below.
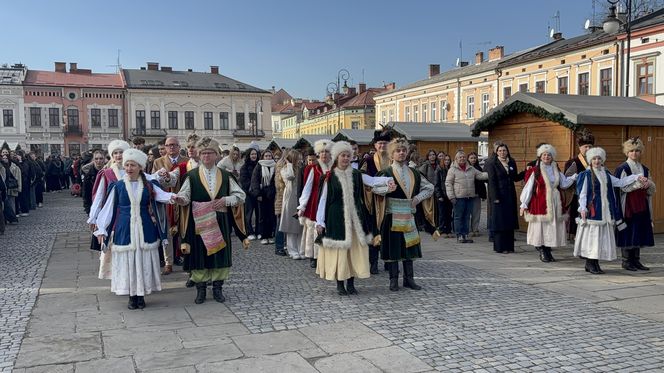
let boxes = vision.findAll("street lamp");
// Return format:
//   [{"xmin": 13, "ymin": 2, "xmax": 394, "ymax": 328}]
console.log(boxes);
[
  {"xmin": 253, "ymin": 99, "xmax": 263, "ymax": 140},
  {"xmin": 603, "ymin": 0, "xmax": 632, "ymax": 96},
  {"xmin": 326, "ymin": 69, "xmax": 351, "ymax": 134}
]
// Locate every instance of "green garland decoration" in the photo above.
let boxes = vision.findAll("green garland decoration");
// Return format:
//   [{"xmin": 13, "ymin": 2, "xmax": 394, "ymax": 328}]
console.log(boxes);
[{"xmin": 471, "ymin": 101, "xmax": 581, "ymax": 137}]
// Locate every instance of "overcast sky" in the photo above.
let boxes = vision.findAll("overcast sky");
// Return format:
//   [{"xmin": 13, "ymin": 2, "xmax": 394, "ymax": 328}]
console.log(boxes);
[{"xmin": 3, "ymin": 0, "xmax": 603, "ymax": 99}]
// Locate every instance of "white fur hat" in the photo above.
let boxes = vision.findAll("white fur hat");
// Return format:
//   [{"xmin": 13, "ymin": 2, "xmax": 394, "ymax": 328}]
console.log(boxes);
[
  {"xmin": 586, "ymin": 147, "xmax": 606, "ymax": 163},
  {"xmin": 108, "ymin": 139, "xmax": 130, "ymax": 155},
  {"xmin": 122, "ymin": 148, "xmax": 148, "ymax": 169},
  {"xmin": 331, "ymin": 141, "xmax": 353, "ymax": 162},
  {"xmin": 536, "ymin": 143, "xmax": 557, "ymax": 159},
  {"xmin": 313, "ymin": 139, "xmax": 332, "ymax": 154}
]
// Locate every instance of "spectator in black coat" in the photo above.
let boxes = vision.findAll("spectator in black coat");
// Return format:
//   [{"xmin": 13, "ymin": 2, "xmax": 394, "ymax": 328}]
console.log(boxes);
[
  {"xmin": 468, "ymin": 152, "xmax": 487, "ymax": 236},
  {"xmin": 250, "ymin": 150, "xmax": 277, "ymax": 244},
  {"xmin": 434, "ymin": 153, "xmax": 453, "ymax": 237},
  {"xmin": 15, "ymin": 151, "xmax": 33, "ymax": 216},
  {"xmin": 485, "ymin": 142, "xmax": 520, "ymax": 254},
  {"xmin": 239, "ymin": 148, "xmax": 259, "ymax": 239}
]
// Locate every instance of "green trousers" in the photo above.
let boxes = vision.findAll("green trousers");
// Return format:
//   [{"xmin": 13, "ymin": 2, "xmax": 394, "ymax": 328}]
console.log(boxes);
[{"xmin": 191, "ymin": 268, "xmax": 230, "ymax": 282}]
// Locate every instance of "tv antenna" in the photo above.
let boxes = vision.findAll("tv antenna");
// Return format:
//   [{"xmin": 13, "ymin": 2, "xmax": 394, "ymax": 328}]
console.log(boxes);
[{"xmin": 106, "ymin": 49, "xmax": 122, "ymax": 73}]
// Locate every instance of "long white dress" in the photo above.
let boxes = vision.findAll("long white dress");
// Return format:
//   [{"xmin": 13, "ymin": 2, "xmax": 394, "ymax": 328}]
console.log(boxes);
[
  {"xmin": 94, "ymin": 177, "xmax": 173, "ymax": 296},
  {"xmin": 520, "ymin": 164, "xmax": 575, "ymax": 247},
  {"xmin": 573, "ymin": 168, "xmax": 639, "ymax": 261}
]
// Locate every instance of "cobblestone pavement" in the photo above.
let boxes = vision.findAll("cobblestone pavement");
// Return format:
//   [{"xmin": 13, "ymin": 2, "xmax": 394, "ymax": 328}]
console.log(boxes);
[
  {"xmin": 0, "ymin": 192, "xmax": 86, "ymax": 372},
  {"xmin": 6, "ymin": 194, "xmax": 664, "ymax": 372}
]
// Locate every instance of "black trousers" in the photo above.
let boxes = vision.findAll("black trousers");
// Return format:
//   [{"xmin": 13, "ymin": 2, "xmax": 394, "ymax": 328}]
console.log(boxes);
[
  {"xmin": 493, "ymin": 229, "xmax": 515, "ymax": 253},
  {"xmin": 17, "ymin": 188, "xmax": 30, "ymax": 214},
  {"xmin": 258, "ymin": 196, "xmax": 275, "ymax": 239},
  {"xmin": 35, "ymin": 180, "xmax": 44, "ymax": 204}
]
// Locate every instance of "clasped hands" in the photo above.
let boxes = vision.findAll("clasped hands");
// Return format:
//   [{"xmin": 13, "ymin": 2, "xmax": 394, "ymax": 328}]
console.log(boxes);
[{"xmin": 637, "ymin": 175, "xmax": 649, "ymax": 189}]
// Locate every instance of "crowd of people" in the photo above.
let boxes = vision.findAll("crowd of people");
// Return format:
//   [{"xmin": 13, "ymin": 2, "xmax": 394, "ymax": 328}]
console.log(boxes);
[{"xmin": 2, "ymin": 126, "xmax": 656, "ymax": 309}]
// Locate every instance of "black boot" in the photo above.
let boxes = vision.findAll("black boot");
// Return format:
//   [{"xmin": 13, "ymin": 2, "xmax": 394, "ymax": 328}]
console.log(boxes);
[
  {"xmin": 463, "ymin": 235, "xmax": 474, "ymax": 244},
  {"xmin": 185, "ymin": 278, "xmax": 195, "ymax": 288},
  {"xmin": 310, "ymin": 258, "xmax": 317, "ymax": 268},
  {"xmin": 127, "ymin": 295, "xmax": 138, "ymax": 310},
  {"xmin": 594, "ymin": 259, "xmax": 605, "ymax": 274},
  {"xmin": 369, "ymin": 247, "xmax": 379, "ymax": 274},
  {"xmin": 346, "ymin": 277, "xmax": 358, "ymax": 295},
  {"xmin": 402, "ymin": 260, "xmax": 422, "ymax": 290},
  {"xmin": 538, "ymin": 247, "xmax": 548, "ymax": 262},
  {"xmin": 212, "ymin": 281, "xmax": 225, "ymax": 303},
  {"xmin": 389, "ymin": 262, "xmax": 399, "ymax": 291},
  {"xmin": 136, "ymin": 296, "xmax": 146, "ymax": 309},
  {"xmin": 633, "ymin": 247, "xmax": 650, "ymax": 271},
  {"xmin": 585, "ymin": 259, "xmax": 601, "ymax": 275},
  {"xmin": 194, "ymin": 283, "xmax": 207, "ymax": 304},
  {"xmin": 336, "ymin": 280, "xmax": 348, "ymax": 296},
  {"xmin": 621, "ymin": 248, "xmax": 638, "ymax": 271},
  {"xmin": 585, "ymin": 259, "xmax": 594, "ymax": 273},
  {"xmin": 544, "ymin": 247, "xmax": 555, "ymax": 262}
]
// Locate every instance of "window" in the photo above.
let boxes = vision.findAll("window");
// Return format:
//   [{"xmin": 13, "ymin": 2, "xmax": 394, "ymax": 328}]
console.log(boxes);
[
  {"xmin": 249, "ymin": 112, "xmax": 258, "ymax": 128},
  {"xmin": 30, "ymin": 107, "xmax": 41, "ymax": 127},
  {"xmin": 421, "ymin": 103, "xmax": 427, "ymax": 122},
  {"xmin": 558, "ymin": 77, "xmax": 568, "ymax": 94},
  {"xmin": 431, "ymin": 102, "xmax": 437, "ymax": 122},
  {"xmin": 535, "ymin": 81, "xmax": 545, "ymax": 94},
  {"xmin": 220, "ymin": 112, "xmax": 229, "ymax": 130},
  {"xmin": 466, "ymin": 96, "xmax": 475, "ymax": 119},
  {"xmin": 519, "ymin": 83, "xmax": 528, "ymax": 93},
  {"xmin": 479, "ymin": 93, "xmax": 489, "ymax": 116},
  {"xmin": 136, "ymin": 110, "xmax": 146, "ymax": 130},
  {"xmin": 68, "ymin": 144, "xmax": 80, "ymax": 157},
  {"xmin": 503, "ymin": 86, "xmax": 512, "ymax": 100},
  {"xmin": 351, "ymin": 121, "xmax": 360, "ymax": 129},
  {"xmin": 150, "ymin": 110, "xmax": 160, "ymax": 129},
  {"xmin": 90, "ymin": 108, "xmax": 101, "ymax": 127},
  {"xmin": 185, "ymin": 111, "xmax": 195, "ymax": 130},
  {"xmin": 578, "ymin": 72, "xmax": 589, "ymax": 95},
  {"xmin": 67, "ymin": 108, "xmax": 79, "ymax": 128},
  {"xmin": 600, "ymin": 68, "xmax": 612, "ymax": 96},
  {"xmin": 405, "ymin": 106, "xmax": 410, "ymax": 121},
  {"xmin": 440, "ymin": 101, "xmax": 447, "ymax": 121},
  {"xmin": 168, "ymin": 111, "xmax": 178, "ymax": 129},
  {"xmin": 204, "ymin": 112, "xmax": 214, "ymax": 130},
  {"xmin": 413, "ymin": 105, "xmax": 419, "ymax": 122},
  {"xmin": 49, "ymin": 108, "xmax": 59, "ymax": 127},
  {"xmin": 49, "ymin": 144, "xmax": 61, "ymax": 155},
  {"xmin": 381, "ymin": 110, "xmax": 387, "ymax": 125},
  {"xmin": 236, "ymin": 112, "xmax": 245, "ymax": 130},
  {"xmin": 637, "ymin": 62, "xmax": 654, "ymax": 96},
  {"xmin": 388, "ymin": 109, "xmax": 394, "ymax": 122},
  {"xmin": 108, "ymin": 109, "xmax": 118, "ymax": 128},
  {"xmin": 3, "ymin": 109, "xmax": 13, "ymax": 127}
]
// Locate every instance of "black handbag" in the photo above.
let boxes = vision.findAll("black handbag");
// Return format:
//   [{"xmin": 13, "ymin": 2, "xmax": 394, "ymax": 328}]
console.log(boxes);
[
  {"xmin": 4, "ymin": 174, "xmax": 18, "ymax": 190},
  {"xmin": 90, "ymin": 234, "xmax": 101, "ymax": 251}
]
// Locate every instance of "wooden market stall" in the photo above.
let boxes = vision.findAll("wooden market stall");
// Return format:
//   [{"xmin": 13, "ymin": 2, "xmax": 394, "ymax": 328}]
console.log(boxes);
[
  {"xmin": 388, "ymin": 122, "xmax": 487, "ymax": 156},
  {"xmin": 332, "ymin": 129, "xmax": 374, "ymax": 154},
  {"xmin": 471, "ymin": 92, "xmax": 664, "ymax": 233}
]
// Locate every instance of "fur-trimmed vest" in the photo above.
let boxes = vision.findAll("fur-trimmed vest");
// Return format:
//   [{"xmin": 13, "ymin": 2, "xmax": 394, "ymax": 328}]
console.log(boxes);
[
  {"xmin": 322, "ymin": 168, "xmax": 372, "ymax": 249},
  {"xmin": 524, "ymin": 164, "xmax": 568, "ymax": 222},
  {"xmin": 576, "ymin": 168, "xmax": 622, "ymax": 225}
]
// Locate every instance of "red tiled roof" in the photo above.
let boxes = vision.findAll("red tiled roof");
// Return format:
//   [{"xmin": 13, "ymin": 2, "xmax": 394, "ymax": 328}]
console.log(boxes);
[
  {"xmin": 24, "ymin": 70, "xmax": 124, "ymax": 88},
  {"xmin": 271, "ymin": 88, "xmax": 293, "ymax": 106},
  {"xmin": 301, "ymin": 101, "xmax": 326, "ymax": 110},
  {"xmin": 340, "ymin": 88, "xmax": 386, "ymax": 108}
]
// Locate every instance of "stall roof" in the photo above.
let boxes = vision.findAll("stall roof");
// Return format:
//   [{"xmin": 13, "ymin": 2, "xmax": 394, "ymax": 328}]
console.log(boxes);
[
  {"xmin": 387, "ymin": 122, "xmax": 487, "ymax": 141},
  {"xmin": 230, "ymin": 141, "xmax": 270, "ymax": 152},
  {"xmin": 268, "ymin": 138, "xmax": 297, "ymax": 150},
  {"xmin": 333, "ymin": 129, "xmax": 375, "ymax": 144},
  {"xmin": 471, "ymin": 92, "xmax": 664, "ymax": 136}
]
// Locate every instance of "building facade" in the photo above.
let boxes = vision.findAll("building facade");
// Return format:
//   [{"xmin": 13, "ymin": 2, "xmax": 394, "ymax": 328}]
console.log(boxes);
[
  {"xmin": 23, "ymin": 62, "xmax": 124, "ymax": 156},
  {"xmin": 123, "ymin": 63, "xmax": 272, "ymax": 149},
  {"xmin": 0, "ymin": 64, "xmax": 27, "ymax": 150}
]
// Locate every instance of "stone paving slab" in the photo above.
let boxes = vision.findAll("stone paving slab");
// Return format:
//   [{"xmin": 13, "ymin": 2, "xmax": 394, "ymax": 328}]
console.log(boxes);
[
  {"xmin": 314, "ymin": 353, "xmax": 383, "ymax": 373},
  {"xmin": 232, "ymin": 329, "xmax": 319, "ymax": 357},
  {"xmin": 14, "ymin": 333, "xmax": 102, "ymax": 368},
  {"xmin": 299, "ymin": 320, "xmax": 393, "ymax": 354},
  {"xmin": 356, "ymin": 346, "xmax": 432, "ymax": 373},
  {"xmin": 74, "ymin": 357, "xmax": 135, "ymax": 373},
  {"xmin": 196, "ymin": 352, "xmax": 317, "ymax": 373},
  {"xmin": 133, "ymin": 342, "xmax": 243, "ymax": 371},
  {"xmin": 102, "ymin": 329, "xmax": 183, "ymax": 357}
]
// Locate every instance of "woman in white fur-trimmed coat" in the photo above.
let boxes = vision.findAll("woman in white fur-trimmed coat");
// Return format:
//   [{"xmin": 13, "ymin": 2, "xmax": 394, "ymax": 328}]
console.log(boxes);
[
  {"xmin": 315, "ymin": 141, "xmax": 394, "ymax": 295},
  {"xmin": 519, "ymin": 144, "xmax": 577, "ymax": 262}
]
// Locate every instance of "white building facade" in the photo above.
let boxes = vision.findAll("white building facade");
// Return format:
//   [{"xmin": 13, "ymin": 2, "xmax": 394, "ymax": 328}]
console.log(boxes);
[{"xmin": 0, "ymin": 64, "xmax": 27, "ymax": 150}]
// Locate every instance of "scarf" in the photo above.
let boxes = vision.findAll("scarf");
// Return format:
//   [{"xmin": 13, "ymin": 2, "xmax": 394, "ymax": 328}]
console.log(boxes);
[
  {"xmin": 319, "ymin": 159, "xmax": 331, "ymax": 173},
  {"xmin": 258, "ymin": 159, "xmax": 275, "ymax": 187}
]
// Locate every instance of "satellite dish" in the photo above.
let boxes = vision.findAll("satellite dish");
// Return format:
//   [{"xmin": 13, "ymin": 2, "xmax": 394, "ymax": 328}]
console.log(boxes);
[
  {"xmin": 584, "ymin": 19, "xmax": 591, "ymax": 30},
  {"xmin": 549, "ymin": 28, "xmax": 555, "ymax": 38},
  {"xmin": 455, "ymin": 57, "xmax": 460, "ymax": 67}
]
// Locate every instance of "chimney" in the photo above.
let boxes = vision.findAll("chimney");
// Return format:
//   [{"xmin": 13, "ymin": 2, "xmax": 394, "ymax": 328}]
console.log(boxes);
[
  {"xmin": 140, "ymin": 67, "xmax": 146, "ymax": 70},
  {"xmin": 147, "ymin": 62, "xmax": 159, "ymax": 71},
  {"xmin": 428, "ymin": 64, "xmax": 440, "ymax": 78},
  {"xmin": 271, "ymin": 86, "xmax": 276, "ymax": 93},
  {"xmin": 69, "ymin": 62, "xmax": 77, "ymax": 72},
  {"xmin": 475, "ymin": 51, "xmax": 484, "ymax": 65},
  {"xmin": 459, "ymin": 61, "xmax": 469, "ymax": 67},
  {"xmin": 347, "ymin": 87, "xmax": 356, "ymax": 96},
  {"xmin": 553, "ymin": 32, "xmax": 563, "ymax": 40},
  {"xmin": 210, "ymin": 66, "xmax": 219, "ymax": 74},
  {"xmin": 488, "ymin": 46, "xmax": 504, "ymax": 61},
  {"xmin": 358, "ymin": 83, "xmax": 366, "ymax": 93},
  {"xmin": 161, "ymin": 66, "xmax": 172, "ymax": 72},
  {"xmin": 384, "ymin": 82, "xmax": 396, "ymax": 90},
  {"xmin": 187, "ymin": 68, "xmax": 193, "ymax": 72},
  {"xmin": 54, "ymin": 62, "xmax": 66, "ymax": 73}
]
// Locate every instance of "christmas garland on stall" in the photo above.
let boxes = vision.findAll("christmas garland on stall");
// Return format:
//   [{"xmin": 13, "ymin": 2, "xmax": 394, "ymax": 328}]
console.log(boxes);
[{"xmin": 471, "ymin": 101, "xmax": 581, "ymax": 136}]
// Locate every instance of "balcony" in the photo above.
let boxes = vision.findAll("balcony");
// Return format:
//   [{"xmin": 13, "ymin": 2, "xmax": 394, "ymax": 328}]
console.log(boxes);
[
  {"xmin": 64, "ymin": 125, "xmax": 83, "ymax": 136},
  {"xmin": 233, "ymin": 129, "xmax": 265, "ymax": 138},
  {"xmin": 132, "ymin": 128, "xmax": 168, "ymax": 137}
]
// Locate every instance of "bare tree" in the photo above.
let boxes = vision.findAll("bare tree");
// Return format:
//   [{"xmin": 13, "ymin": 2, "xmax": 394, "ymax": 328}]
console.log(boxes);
[{"xmin": 589, "ymin": 0, "xmax": 664, "ymax": 29}]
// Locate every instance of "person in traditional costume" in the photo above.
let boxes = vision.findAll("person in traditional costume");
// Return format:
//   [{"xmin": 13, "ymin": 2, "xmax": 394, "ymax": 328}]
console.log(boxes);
[
  {"xmin": 564, "ymin": 130, "xmax": 595, "ymax": 240},
  {"xmin": 250, "ymin": 149, "xmax": 277, "ymax": 245},
  {"xmin": 298, "ymin": 139, "xmax": 332, "ymax": 268},
  {"xmin": 374, "ymin": 138, "xmax": 436, "ymax": 291},
  {"xmin": 360, "ymin": 128, "xmax": 394, "ymax": 274},
  {"xmin": 574, "ymin": 147, "xmax": 643, "ymax": 274},
  {"xmin": 315, "ymin": 141, "xmax": 395, "ymax": 295},
  {"xmin": 93, "ymin": 149, "xmax": 173, "ymax": 310},
  {"xmin": 279, "ymin": 149, "xmax": 304, "ymax": 259},
  {"xmin": 174, "ymin": 137, "xmax": 249, "ymax": 304},
  {"xmin": 519, "ymin": 144, "xmax": 577, "ymax": 262},
  {"xmin": 615, "ymin": 137, "xmax": 656, "ymax": 271},
  {"xmin": 152, "ymin": 137, "xmax": 189, "ymax": 275}
]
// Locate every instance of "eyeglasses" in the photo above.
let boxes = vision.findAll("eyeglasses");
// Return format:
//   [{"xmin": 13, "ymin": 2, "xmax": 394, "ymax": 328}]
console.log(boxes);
[{"xmin": 165, "ymin": 144, "xmax": 179, "ymax": 147}]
